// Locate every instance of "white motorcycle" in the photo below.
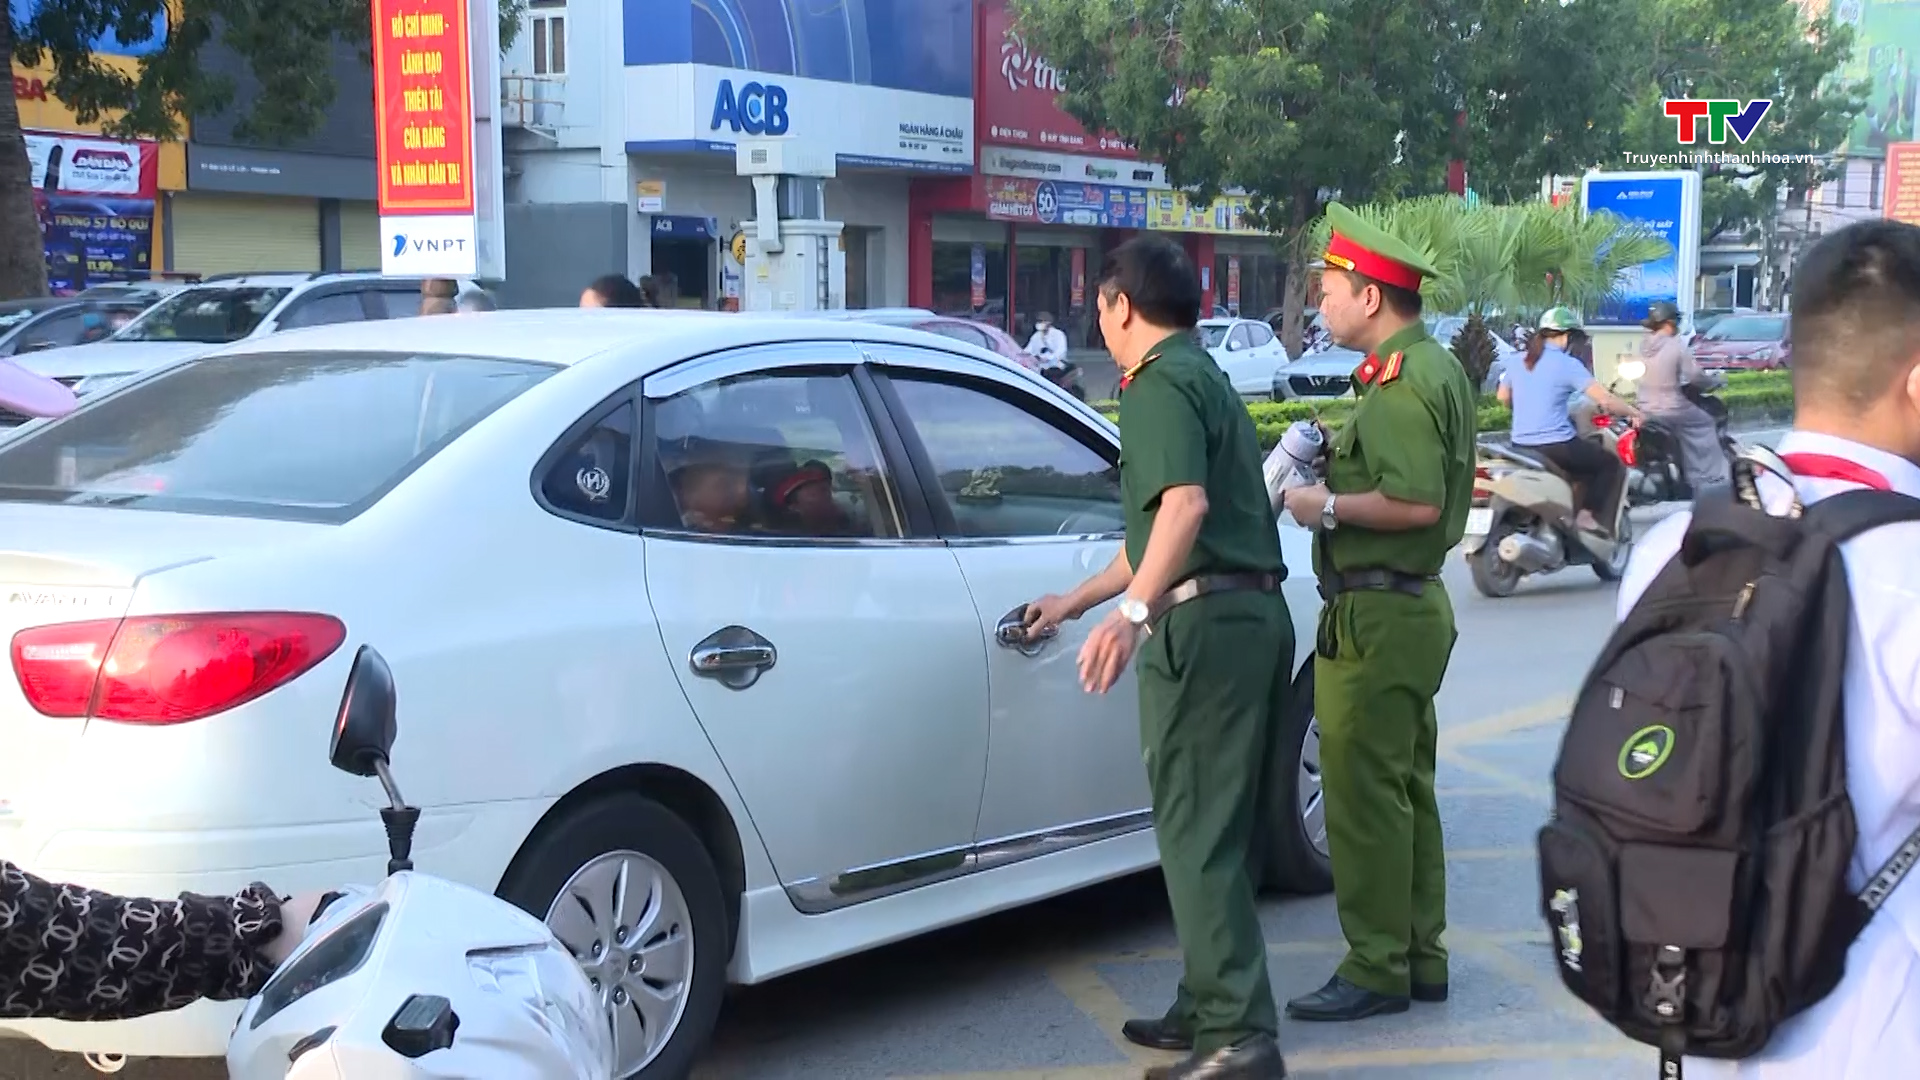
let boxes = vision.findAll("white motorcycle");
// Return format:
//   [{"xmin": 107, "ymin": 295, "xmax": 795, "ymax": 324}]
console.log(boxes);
[
  {"xmin": 225, "ymin": 645, "xmax": 614, "ymax": 1079},
  {"xmin": 1463, "ymin": 404, "xmax": 1635, "ymax": 598}
]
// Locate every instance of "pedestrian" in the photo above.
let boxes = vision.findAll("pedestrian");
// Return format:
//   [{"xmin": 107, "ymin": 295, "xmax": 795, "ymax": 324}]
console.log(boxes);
[
  {"xmin": 1625, "ymin": 220, "xmax": 1920, "ymax": 1080},
  {"xmin": 1635, "ymin": 299, "xmax": 1732, "ymax": 488},
  {"xmin": 580, "ymin": 274, "xmax": 645, "ymax": 308},
  {"xmin": 420, "ymin": 277, "xmax": 458, "ymax": 316},
  {"xmin": 1278, "ymin": 203, "xmax": 1477, "ymax": 1023},
  {"xmin": 1024, "ymin": 235, "xmax": 1291, "ymax": 1080}
]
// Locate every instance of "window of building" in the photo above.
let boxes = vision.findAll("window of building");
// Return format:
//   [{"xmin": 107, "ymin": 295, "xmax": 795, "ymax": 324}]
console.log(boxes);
[
  {"xmin": 1872, "ymin": 162, "xmax": 1885, "ymax": 211},
  {"xmin": 530, "ymin": 0, "xmax": 566, "ymax": 76}
]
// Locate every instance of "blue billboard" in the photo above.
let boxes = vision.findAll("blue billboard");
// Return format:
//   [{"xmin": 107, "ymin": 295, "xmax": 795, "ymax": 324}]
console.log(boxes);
[
  {"xmin": 1582, "ymin": 173, "xmax": 1695, "ymax": 327},
  {"xmin": 624, "ymin": 0, "xmax": 974, "ymax": 99},
  {"xmin": 7, "ymin": 0, "xmax": 168, "ymax": 57}
]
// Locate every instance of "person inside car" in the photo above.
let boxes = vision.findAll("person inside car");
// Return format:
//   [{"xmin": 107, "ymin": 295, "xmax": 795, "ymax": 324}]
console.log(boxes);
[
  {"xmin": 670, "ymin": 453, "xmax": 755, "ymax": 534},
  {"xmin": 764, "ymin": 460, "xmax": 853, "ymax": 536}
]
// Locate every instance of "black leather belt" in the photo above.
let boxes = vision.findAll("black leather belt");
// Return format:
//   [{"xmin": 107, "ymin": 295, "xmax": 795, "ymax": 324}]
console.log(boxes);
[
  {"xmin": 1147, "ymin": 571, "xmax": 1283, "ymax": 622},
  {"xmin": 1320, "ymin": 568, "xmax": 1437, "ymax": 600}
]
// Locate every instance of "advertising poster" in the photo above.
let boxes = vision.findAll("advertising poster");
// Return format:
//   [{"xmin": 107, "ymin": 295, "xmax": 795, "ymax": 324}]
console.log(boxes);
[
  {"xmin": 1886, "ymin": 141, "xmax": 1920, "ymax": 224},
  {"xmin": 22, "ymin": 130, "xmax": 157, "ymax": 294},
  {"xmin": 1146, "ymin": 191, "xmax": 1266, "ymax": 235},
  {"xmin": 372, "ymin": 0, "xmax": 478, "ymax": 275},
  {"xmin": 983, "ymin": 177, "xmax": 1149, "ymax": 228},
  {"xmin": 977, "ymin": 0, "xmax": 1134, "ymax": 158},
  {"xmin": 1580, "ymin": 171, "xmax": 1701, "ymax": 327},
  {"xmin": 1227, "ymin": 258, "xmax": 1241, "ymax": 307},
  {"xmin": 1070, "ymin": 247, "xmax": 1086, "ymax": 307},
  {"xmin": 970, "ymin": 244, "xmax": 987, "ymax": 308},
  {"xmin": 1837, "ymin": 0, "xmax": 1920, "ymax": 155}
]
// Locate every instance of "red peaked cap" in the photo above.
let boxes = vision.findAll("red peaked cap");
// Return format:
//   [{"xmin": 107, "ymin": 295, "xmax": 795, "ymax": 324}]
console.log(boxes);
[
  {"xmin": 771, "ymin": 461, "xmax": 832, "ymax": 505},
  {"xmin": 1324, "ymin": 231, "xmax": 1426, "ymax": 293}
]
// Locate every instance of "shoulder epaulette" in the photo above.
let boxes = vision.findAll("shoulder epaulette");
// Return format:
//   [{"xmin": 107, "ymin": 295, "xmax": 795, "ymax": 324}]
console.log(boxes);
[
  {"xmin": 1119, "ymin": 350, "xmax": 1162, "ymax": 390},
  {"xmin": 1378, "ymin": 351, "xmax": 1406, "ymax": 386}
]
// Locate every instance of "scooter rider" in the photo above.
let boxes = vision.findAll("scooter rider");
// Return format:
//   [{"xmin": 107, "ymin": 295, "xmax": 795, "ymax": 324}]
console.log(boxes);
[
  {"xmin": 1026, "ymin": 312, "xmax": 1069, "ymax": 367},
  {"xmin": 1496, "ymin": 307, "xmax": 1642, "ymax": 536},
  {"xmin": 1635, "ymin": 300, "xmax": 1732, "ymax": 488}
]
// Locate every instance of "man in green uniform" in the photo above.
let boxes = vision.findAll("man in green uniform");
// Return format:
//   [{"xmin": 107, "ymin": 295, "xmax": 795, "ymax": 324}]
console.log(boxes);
[
  {"xmin": 1026, "ymin": 236, "xmax": 1292, "ymax": 1079},
  {"xmin": 1279, "ymin": 204, "xmax": 1478, "ymax": 1022}
]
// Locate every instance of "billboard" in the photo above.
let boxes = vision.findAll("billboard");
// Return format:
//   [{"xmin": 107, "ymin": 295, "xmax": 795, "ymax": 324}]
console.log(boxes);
[
  {"xmin": 1834, "ymin": 0, "xmax": 1920, "ymax": 156},
  {"xmin": 1580, "ymin": 171, "xmax": 1702, "ymax": 328},
  {"xmin": 373, "ymin": 0, "xmax": 479, "ymax": 276},
  {"xmin": 23, "ymin": 130, "xmax": 159, "ymax": 295},
  {"xmin": 984, "ymin": 177, "xmax": 1149, "ymax": 227},
  {"xmin": 1886, "ymin": 141, "xmax": 1920, "ymax": 223},
  {"xmin": 8, "ymin": 0, "xmax": 172, "ymax": 136},
  {"xmin": 978, "ymin": 0, "xmax": 1135, "ymax": 158},
  {"xmin": 1145, "ymin": 191, "xmax": 1268, "ymax": 236}
]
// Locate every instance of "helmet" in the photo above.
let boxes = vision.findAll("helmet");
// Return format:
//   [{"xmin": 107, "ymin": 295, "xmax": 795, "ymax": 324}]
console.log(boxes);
[
  {"xmin": 1537, "ymin": 306, "xmax": 1584, "ymax": 333},
  {"xmin": 1642, "ymin": 300, "xmax": 1680, "ymax": 329}
]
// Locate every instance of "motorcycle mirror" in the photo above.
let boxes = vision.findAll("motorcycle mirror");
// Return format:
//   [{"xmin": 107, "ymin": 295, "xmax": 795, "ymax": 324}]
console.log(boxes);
[
  {"xmin": 1616, "ymin": 360, "xmax": 1647, "ymax": 381},
  {"xmin": 330, "ymin": 646, "xmax": 398, "ymax": 778}
]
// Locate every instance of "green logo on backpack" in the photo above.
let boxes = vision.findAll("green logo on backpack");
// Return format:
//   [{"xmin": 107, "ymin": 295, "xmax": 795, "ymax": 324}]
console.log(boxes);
[{"xmin": 1618, "ymin": 725, "xmax": 1674, "ymax": 780}]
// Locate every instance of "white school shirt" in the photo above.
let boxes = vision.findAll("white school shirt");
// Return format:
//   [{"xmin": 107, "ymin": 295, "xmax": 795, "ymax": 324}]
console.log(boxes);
[{"xmin": 1614, "ymin": 431, "xmax": 1920, "ymax": 1079}]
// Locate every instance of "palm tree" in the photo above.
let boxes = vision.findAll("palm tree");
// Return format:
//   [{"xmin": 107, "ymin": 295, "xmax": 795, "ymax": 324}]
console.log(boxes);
[{"xmin": 1306, "ymin": 196, "xmax": 1671, "ymax": 386}]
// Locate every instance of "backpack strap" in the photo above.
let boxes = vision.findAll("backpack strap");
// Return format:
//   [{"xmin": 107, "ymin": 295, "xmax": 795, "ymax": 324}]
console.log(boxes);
[{"xmin": 1802, "ymin": 488, "xmax": 1920, "ymax": 545}]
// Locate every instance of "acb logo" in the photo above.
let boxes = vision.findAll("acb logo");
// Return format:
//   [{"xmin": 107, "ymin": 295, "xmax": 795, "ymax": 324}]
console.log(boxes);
[{"xmin": 711, "ymin": 79, "xmax": 790, "ymax": 136}]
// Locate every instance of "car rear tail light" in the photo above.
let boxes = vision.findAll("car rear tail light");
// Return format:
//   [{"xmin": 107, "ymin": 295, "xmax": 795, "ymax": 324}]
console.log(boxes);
[{"xmin": 11, "ymin": 613, "xmax": 346, "ymax": 725}]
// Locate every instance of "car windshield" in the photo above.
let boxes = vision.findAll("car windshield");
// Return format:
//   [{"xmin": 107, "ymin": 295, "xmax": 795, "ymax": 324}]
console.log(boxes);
[
  {"xmin": 0, "ymin": 351, "xmax": 557, "ymax": 523},
  {"xmin": 116, "ymin": 286, "xmax": 291, "ymax": 343},
  {"xmin": 1197, "ymin": 325, "xmax": 1230, "ymax": 347},
  {"xmin": 1705, "ymin": 316, "xmax": 1786, "ymax": 341}
]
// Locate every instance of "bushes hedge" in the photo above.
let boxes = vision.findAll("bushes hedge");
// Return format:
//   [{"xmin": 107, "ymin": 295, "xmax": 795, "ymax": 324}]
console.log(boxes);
[{"xmin": 1097, "ymin": 370, "xmax": 1793, "ymax": 449}]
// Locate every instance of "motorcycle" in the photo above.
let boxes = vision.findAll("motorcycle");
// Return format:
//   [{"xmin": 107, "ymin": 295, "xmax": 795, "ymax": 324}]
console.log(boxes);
[
  {"xmin": 1615, "ymin": 363, "xmax": 1738, "ymax": 506},
  {"xmin": 1035, "ymin": 354, "xmax": 1086, "ymax": 400},
  {"xmin": 1463, "ymin": 401, "xmax": 1635, "ymax": 598},
  {"xmin": 224, "ymin": 645, "xmax": 613, "ymax": 1079}
]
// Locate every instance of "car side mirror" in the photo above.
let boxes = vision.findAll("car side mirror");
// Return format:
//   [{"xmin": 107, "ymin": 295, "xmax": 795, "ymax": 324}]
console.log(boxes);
[
  {"xmin": 1225, "ymin": 339, "xmax": 1242, "ymax": 351},
  {"xmin": 330, "ymin": 645, "xmax": 398, "ymax": 778}
]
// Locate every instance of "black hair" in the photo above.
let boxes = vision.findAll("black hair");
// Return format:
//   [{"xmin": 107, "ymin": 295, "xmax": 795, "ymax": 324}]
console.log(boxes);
[
  {"xmin": 1790, "ymin": 219, "xmax": 1920, "ymax": 409},
  {"xmin": 586, "ymin": 274, "xmax": 646, "ymax": 308},
  {"xmin": 1096, "ymin": 236, "xmax": 1201, "ymax": 329},
  {"xmin": 1344, "ymin": 271, "xmax": 1424, "ymax": 320}
]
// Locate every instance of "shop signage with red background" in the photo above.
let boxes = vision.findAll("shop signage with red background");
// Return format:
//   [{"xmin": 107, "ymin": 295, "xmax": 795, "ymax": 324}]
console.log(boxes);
[
  {"xmin": 1886, "ymin": 143, "xmax": 1920, "ymax": 227},
  {"xmin": 372, "ymin": 0, "xmax": 476, "ymax": 216},
  {"xmin": 984, "ymin": 175, "xmax": 1150, "ymax": 228},
  {"xmin": 25, "ymin": 131, "xmax": 159, "ymax": 294},
  {"xmin": 1226, "ymin": 258, "xmax": 1241, "ymax": 306},
  {"xmin": 979, "ymin": 0, "xmax": 1135, "ymax": 158}
]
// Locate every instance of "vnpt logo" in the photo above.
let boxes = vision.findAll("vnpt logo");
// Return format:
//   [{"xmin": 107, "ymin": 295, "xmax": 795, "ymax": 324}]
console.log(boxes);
[
  {"xmin": 392, "ymin": 233, "xmax": 466, "ymax": 257},
  {"xmin": 1664, "ymin": 99, "xmax": 1771, "ymax": 145},
  {"xmin": 392, "ymin": 234, "xmax": 408, "ymax": 258},
  {"xmin": 711, "ymin": 79, "xmax": 789, "ymax": 136}
]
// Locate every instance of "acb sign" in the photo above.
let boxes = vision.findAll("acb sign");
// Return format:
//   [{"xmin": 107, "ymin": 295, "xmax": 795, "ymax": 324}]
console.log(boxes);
[{"xmin": 711, "ymin": 79, "xmax": 790, "ymax": 136}]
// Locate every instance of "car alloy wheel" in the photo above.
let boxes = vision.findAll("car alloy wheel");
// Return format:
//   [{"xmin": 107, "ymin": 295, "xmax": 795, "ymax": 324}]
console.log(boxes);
[
  {"xmin": 546, "ymin": 851, "xmax": 696, "ymax": 1075},
  {"xmin": 1297, "ymin": 716, "xmax": 1328, "ymax": 859}
]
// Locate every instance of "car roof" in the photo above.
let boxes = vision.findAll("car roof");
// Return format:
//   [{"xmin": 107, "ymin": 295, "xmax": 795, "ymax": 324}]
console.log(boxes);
[{"xmin": 198, "ymin": 309, "xmax": 1006, "ymax": 373}]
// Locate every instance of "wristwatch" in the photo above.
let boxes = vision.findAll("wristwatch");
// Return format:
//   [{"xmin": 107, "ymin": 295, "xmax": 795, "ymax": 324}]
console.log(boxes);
[
  {"xmin": 1320, "ymin": 493, "xmax": 1340, "ymax": 532},
  {"xmin": 1118, "ymin": 597, "xmax": 1152, "ymax": 630}
]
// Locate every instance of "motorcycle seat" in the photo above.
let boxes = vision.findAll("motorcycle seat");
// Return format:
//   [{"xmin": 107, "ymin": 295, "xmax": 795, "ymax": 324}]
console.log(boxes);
[{"xmin": 1484, "ymin": 442, "xmax": 1571, "ymax": 480}]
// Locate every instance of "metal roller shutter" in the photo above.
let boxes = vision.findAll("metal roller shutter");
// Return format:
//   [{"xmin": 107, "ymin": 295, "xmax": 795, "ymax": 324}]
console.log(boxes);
[
  {"xmin": 169, "ymin": 194, "xmax": 320, "ymax": 276},
  {"xmin": 340, "ymin": 201, "xmax": 381, "ymax": 271}
]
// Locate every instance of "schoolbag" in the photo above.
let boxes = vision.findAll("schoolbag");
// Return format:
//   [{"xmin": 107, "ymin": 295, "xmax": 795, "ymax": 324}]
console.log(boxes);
[{"xmin": 1538, "ymin": 449, "xmax": 1920, "ymax": 1079}]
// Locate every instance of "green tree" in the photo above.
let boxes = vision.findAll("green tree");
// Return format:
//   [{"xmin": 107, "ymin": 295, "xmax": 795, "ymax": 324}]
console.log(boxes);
[{"xmin": 1, "ymin": 0, "xmax": 526, "ymax": 299}]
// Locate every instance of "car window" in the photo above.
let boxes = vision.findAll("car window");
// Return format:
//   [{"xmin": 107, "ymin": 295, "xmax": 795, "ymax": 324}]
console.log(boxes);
[
  {"xmin": 541, "ymin": 400, "xmax": 636, "ymax": 526},
  {"xmin": 0, "ymin": 351, "xmax": 557, "ymax": 523},
  {"xmin": 648, "ymin": 371, "xmax": 903, "ymax": 540},
  {"xmin": 117, "ymin": 286, "xmax": 291, "ymax": 343},
  {"xmin": 1228, "ymin": 324, "xmax": 1252, "ymax": 349},
  {"xmin": 16, "ymin": 311, "xmax": 89, "ymax": 350},
  {"xmin": 1705, "ymin": 316, "xmax": 1786, "ymax": 341},
  {"xmin": 887, "ymin": 375, "xmax": 1122, "ymax": 539},
  {"xmin": 372, "ymin": 289, "xmax": 430, "ymax": 320},
  {"xmin": 1197, "ymin": 324, "xmax": 1229, "ymax": 348},
  {"xmin": 1248, "ymin": 321, "xmax": 1275, "ymax": 348},
  {"xmin": 279, "ymin": 292, "xmax": 373, "ymax": 330}
]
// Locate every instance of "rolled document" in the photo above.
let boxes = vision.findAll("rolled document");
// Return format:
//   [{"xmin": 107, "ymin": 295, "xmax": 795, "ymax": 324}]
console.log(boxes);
[{"xmin": 1263, "ymin": 420, "xmax": 1326, "ymax": 517}]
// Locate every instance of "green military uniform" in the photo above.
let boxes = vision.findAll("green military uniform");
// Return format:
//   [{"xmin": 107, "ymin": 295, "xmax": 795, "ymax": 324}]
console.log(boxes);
[
  {"xmin": 1310, "ymin": 205, "xmax": 1478, "ymax": 1001},
  {"xmin": 1118, "ymin": 330, "xmax": 1294, "ymax": 1054}
]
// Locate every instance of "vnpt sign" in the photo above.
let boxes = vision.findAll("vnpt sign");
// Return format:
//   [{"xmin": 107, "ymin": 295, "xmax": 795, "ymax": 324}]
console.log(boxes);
[
  {"xmin": 1664, "ymin": 99, "xmax": 1771, "ymax": 145},
  {"xmin": 711, "ymin": 79, "xmax": 790, "ymax": 136}
]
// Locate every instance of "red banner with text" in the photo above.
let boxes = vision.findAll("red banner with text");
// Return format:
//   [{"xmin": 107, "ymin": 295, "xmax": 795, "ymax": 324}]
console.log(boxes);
[{"xmin": 373, "ymin": 0, "xmax": 476, "ymax": 216}]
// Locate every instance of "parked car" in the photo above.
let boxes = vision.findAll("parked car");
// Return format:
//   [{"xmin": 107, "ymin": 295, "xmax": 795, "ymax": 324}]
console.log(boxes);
[
  {"xmin": 0, "ymin": 310, "xmax": 1328, "ymax": 1077},
  {"xmin": 6, "ymin": 271, "xmax": 482, "ymax": 416},
  {"xmin": 1692, "ymin": 313, "xmax": 1790, "ymax": 371},
  {"xmin": 1687, "ymin": 306, "xmax": 1750, "ymax": 341},
  {"xmin": 0, "ymin": 297, "xmax": 153, "ymax": 358},
  {"xmin": 1426, "ymin": 314, "xmax": 1521, "ymax": 393},
  {"xmin": 1198, "ymin": 317, "xmax": 1289, "ymax": 398}
]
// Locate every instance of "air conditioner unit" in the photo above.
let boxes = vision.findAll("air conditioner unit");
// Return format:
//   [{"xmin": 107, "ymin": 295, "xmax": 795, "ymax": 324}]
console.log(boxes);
[{"xmin": 736, "ymin": 137, "xmax": 836, "ymax": 179}]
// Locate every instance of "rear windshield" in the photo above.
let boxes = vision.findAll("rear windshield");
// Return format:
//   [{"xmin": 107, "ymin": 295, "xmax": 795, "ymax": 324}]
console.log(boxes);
[
  {"xmin": 117, "ymin": 286, "xmax": 291, "ymax": 343},
  {"xmin": 0, "ymin": 351, "xmax": 557, "ymax": 522},
  {"xmin": 1705, "ymin": 316, "xmax": 1786, "ymax": 341}
]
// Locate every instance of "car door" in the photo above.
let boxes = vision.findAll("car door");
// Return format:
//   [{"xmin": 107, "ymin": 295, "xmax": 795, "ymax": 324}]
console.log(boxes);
[
  {"xmin": 861, "ymin": 343, "xmax": 1151, "ymax": 846},
  {"xmin": 1216, "ymin": 322, "xmax": 1268, "ymax": 395},
  {"xmin": 638, "ymin": 342, "xmax": 991, "ymax": 911}
]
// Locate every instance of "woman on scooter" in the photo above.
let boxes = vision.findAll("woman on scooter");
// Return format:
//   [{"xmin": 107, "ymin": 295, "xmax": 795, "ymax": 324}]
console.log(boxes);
[
  {"xmin": 1635, "ymin": 300, "xmax": 1732, "ymax": 488},
  {"xmin": 1497, "ymin": 307, "xmax": 1643, "ymax": 536}
]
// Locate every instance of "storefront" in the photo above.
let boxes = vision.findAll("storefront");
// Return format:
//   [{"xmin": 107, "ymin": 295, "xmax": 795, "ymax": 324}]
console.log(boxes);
[
  {"xmin": 611, "ymin": 0, "xmax": 974, "ymax": 309},
  {"xmin": 167, "ymin": 40, "xmax": 380, "ymax": 276}
]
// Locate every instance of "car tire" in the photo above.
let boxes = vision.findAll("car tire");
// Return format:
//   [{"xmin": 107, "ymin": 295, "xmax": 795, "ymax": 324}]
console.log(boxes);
[
  {"xmin": 1253, "ymin": 658, "xmax": 1334, "ymax": 896},
  {"xmin": 497, "ymin": 793, "xmax": 730, "ymax": 1080}
]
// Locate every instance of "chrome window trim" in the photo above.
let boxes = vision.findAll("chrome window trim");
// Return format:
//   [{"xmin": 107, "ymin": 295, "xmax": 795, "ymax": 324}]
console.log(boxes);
[
  {"xmin": 854, "ymin": 342, "xmax": 1121, "ymax": 442},
  {"xmin": 638, "ymin": 528, "xmax": 947, "ymax": 550},
  {"xmin": 782, "ymin": 808, "xmax": 1154, "ymax": 914},
  {"xmin": 641, "ymin": 341, "xmax": 866, "ymax": 400}
]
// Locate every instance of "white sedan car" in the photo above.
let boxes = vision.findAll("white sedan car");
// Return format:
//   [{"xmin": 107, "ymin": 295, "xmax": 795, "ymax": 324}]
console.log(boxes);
[
  {"xmin": 1197, "ymin": 317, "xmax": 1289, "ymax": 399},
  {"xmin": 0, "ymin": 311, "xmax": 1328, "ymax": 1078}
]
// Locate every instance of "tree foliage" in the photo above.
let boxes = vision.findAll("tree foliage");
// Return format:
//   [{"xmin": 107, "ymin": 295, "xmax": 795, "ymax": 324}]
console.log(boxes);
[{"xmin": 1, "ymin": 0, "xmax": 526, "ymax": 299}]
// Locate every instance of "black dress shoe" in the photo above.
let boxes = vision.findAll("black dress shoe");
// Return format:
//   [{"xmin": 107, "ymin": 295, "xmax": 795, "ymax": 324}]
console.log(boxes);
[
  {"xmin": 1284, "ymin": 976, "xmax": 1411, "ymax": 1022},
  {"xmin": 1122, "ymin": 1016, "xmax": 1194, "ymax": 1051},
  {"xmin": 1411, "ymin": 981, "xmax": 1449, "ymax": 1003},
  {"xmin": 1143, "ymin": 1035, "xmax": 1288, "ymax": 1079}
]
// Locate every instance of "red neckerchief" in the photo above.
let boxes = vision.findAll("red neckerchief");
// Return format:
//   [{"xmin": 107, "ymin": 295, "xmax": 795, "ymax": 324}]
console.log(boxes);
[{"xmin": 1781, "ymin": 453, "xmax": 1892, "ymax": 491}]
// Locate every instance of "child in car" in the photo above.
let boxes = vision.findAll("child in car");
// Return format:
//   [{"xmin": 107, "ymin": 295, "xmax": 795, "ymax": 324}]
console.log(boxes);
[
  {"xmin": 766, "ymin": 460, "xmax": 854, "ymax": 536},
  {"xmin": 670, "ymin": 453, "xmax": 754, "ymax": 533}
]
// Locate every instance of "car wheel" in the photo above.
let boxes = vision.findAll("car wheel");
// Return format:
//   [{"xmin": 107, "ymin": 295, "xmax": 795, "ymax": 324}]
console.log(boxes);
[
  {"xmin": 497, "ymin": 793, "xmax": 729, "ymax": 1079},
  {"xmin": 1254, "ymin": 658, "xmax": 1334, "ymax": 896}
]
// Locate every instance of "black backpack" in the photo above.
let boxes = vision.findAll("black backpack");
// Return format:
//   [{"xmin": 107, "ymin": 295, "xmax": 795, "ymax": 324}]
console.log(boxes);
[{"xmin": 1539, "ymin": 453, "xmax": 1920, "ymax": 1078}]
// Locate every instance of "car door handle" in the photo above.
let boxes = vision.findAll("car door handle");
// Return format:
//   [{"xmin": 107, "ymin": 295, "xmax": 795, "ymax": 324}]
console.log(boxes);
[
  {"xmin": 994, "ymin": 605, "xmax": 1056, "ymax": 656},
  {"xmin": 689, "ymin": 626, "xmax": 777, "ymax": 690}
]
